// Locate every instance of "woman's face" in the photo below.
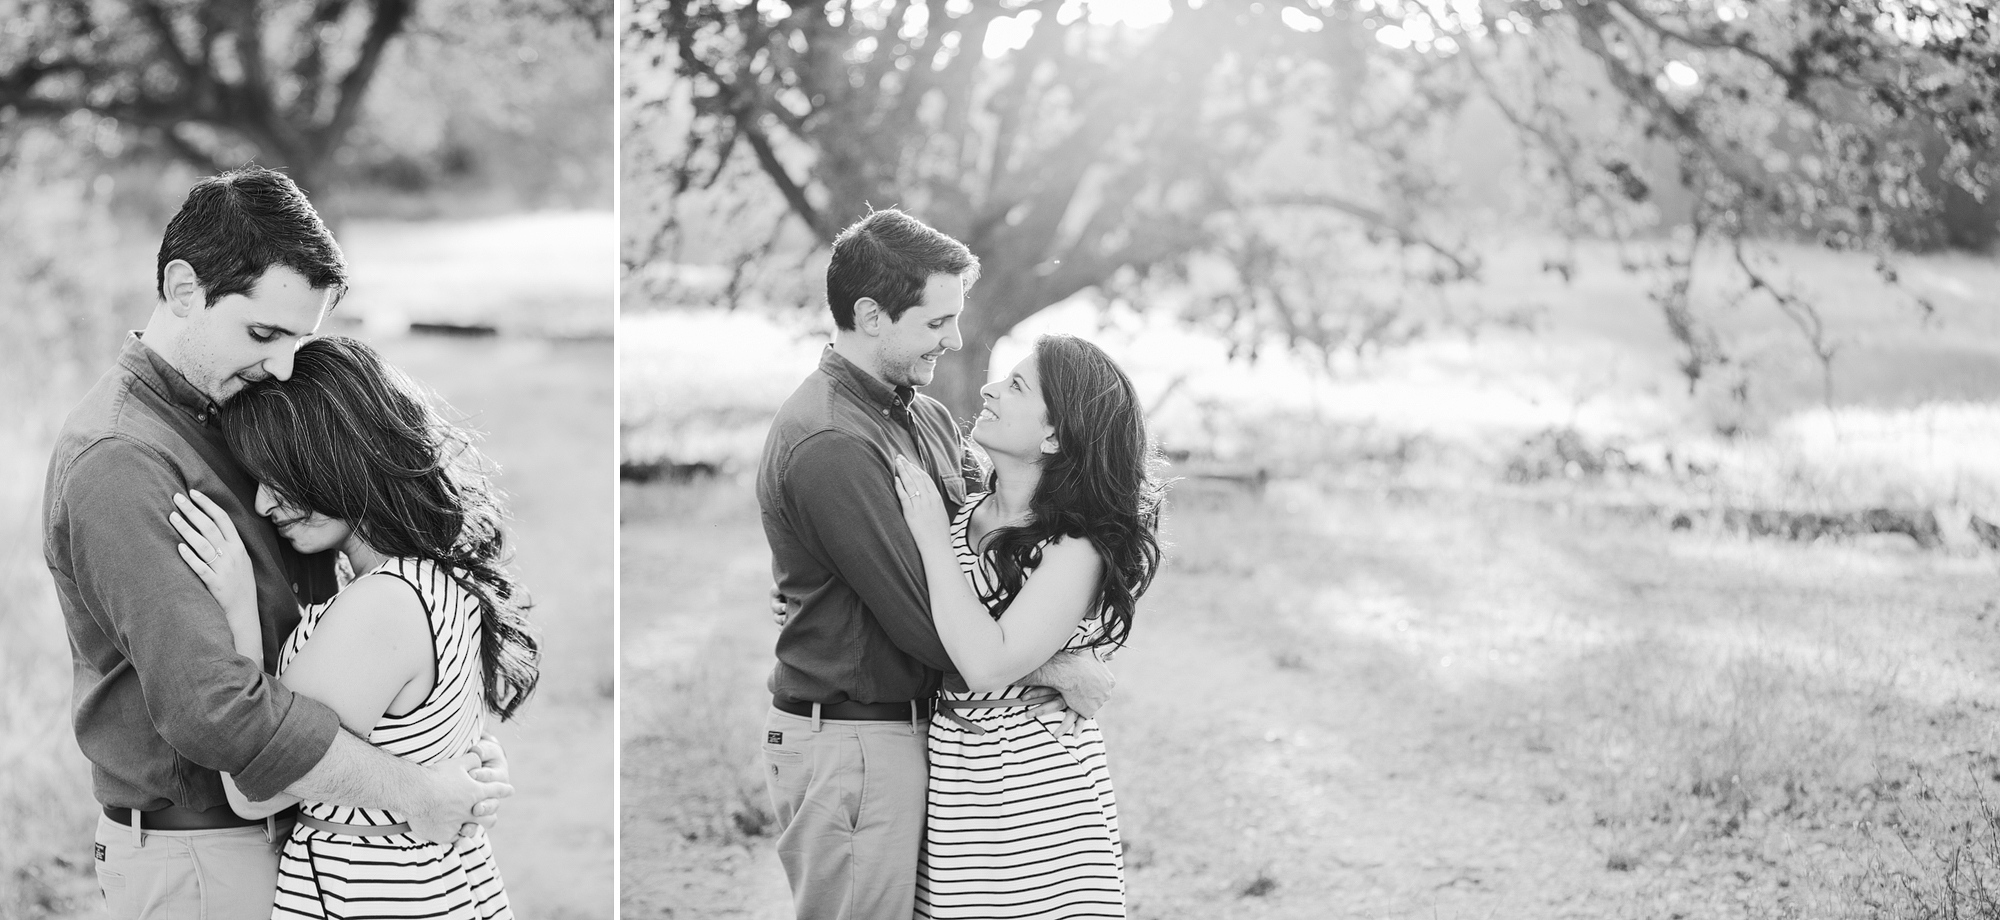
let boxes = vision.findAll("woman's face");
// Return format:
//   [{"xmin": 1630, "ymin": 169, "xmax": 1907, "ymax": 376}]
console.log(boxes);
[
  {"xmin": 971, "ymin": 353, "xmax": 1056, "ymax": 459},
  {"xmin": 253, "ymin": 483, "xmax": 353, "ymax": 554}
]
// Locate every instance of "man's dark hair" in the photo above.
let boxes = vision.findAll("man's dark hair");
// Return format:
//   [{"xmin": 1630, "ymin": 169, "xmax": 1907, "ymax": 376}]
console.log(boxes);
[
  {"xmin": 156, "ymin": 166, "xmax": 348, "ymax": 308},
  {"xmin": 826, "ymin": 208, "xmax": 979, "ymax": 331}
]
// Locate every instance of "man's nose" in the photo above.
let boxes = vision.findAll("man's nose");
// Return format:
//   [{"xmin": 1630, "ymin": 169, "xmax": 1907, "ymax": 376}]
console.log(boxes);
[
  {"xmin": 941, "ymin": 319, "xmax": 962, "ymax": 352},
  {"xmin": 265, "ymin": 344, "xmax": 297, "ymax": 382}
]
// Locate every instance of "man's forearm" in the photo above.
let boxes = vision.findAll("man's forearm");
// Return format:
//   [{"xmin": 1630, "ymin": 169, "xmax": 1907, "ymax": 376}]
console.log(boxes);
[
  {"xmin": 1021, "ymin": 649, "xmax": 1085, "ymax": 693},
  {"xmin": 280, "ymin": 729, "xmax": 438, "ymax": 815},
  {"xmin": 1021, "ymin": 648, "xmax": 1116, "ymax": 718}
]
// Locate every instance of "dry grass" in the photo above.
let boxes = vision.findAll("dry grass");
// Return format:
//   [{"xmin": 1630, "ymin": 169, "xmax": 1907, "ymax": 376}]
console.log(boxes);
[
  {"xmin": 618, "ymin": 478, "xmax": 792, "ymax": 919},
  {"xmin": 621, "ymin": 473, "xmax": 2000, "ymax": 918},
  {"xmin": 0, "ymin": 162, "xmax": 141, "ymax": 917},
  {"xmin": 620, "ymin": 239, "xmax": 2000, "ymax": 917}
]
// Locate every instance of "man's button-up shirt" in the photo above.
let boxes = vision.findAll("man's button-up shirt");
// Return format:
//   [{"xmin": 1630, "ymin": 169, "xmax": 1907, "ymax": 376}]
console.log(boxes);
[
  {"xmin": 757, "ymin": 346, "xmax": 978, "ymax": 705},
  {"xmin": 43, "ymin": 335, "xmax": 343, "ymax": 810}
]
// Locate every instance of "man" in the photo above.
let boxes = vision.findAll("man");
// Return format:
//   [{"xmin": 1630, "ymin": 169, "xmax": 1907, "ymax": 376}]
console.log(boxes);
[
  {"xmin": 756, "ymin": 208, "xmax": 1112, "ymax": 919},
  {"xmin": 43, "ymin": 166, "xmax": 509, "ymax": 919}
]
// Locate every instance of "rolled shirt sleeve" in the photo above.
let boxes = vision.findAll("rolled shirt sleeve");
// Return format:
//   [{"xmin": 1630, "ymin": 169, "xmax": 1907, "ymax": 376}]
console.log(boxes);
[{"xmin": 59, "ymin": 438, "xmax": 340, "ymax": 801}]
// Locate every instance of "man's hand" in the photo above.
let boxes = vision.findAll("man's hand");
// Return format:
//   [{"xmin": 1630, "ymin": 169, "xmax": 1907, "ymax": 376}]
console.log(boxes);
[
  {"xmin": 1022, "ymin": 649, "xmax": 1115, "ymax": 735},
  {"xmin": 406, "ymin": 756, "xmax": 513, "ymax": 845}
]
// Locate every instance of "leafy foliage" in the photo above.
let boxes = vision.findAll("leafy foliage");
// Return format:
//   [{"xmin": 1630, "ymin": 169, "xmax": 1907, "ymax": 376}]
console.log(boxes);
[
  {"xmin": 636, "ymin": 0, "xmax": 2000, "ymax": 413},
  {"xmin": 0, "ymin": 0, "xmax": 612, "ymax": 201}
]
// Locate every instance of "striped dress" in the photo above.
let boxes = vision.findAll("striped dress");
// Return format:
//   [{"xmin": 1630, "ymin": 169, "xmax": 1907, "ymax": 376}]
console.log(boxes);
[
  {"xmin": 917, "ymin": 494, "xmax": 1126, "ymax": 919},
  {"xmin": 272, "ymin": 557, "xmax": 512, "ymax": 920}
]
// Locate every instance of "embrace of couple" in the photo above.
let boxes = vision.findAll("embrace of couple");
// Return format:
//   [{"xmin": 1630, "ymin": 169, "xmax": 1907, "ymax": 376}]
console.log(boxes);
[
  {"xmin": 757, "ymin": 208, "xmax": 1167, "ymax": 920},
  {"xmin": 42, "ymin": 167, "xmax": 539, "ymax": 919}
]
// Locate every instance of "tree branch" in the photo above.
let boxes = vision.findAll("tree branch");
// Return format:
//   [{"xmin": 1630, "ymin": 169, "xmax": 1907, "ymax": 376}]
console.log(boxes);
[
  {"xmin": 292, "ymin": 0, "xmax": 356, "ymax": 123},
  {"xmin": 133, "ymin": 0, "xmax": 201, "ymax": 87},
  {"xmin": 737, "ymin": 108, "xmax": 830, "ymax": 242},
  {"xmin": 1251, "ymin": 192, "xmax": 1478, "ymax": 280},
  {"xmin": 319, "ymin": 0, "xmax": 413, "ymax": 153},
  {"xmin": 1568, "ymin": 2, "xmax": 1769, "ymax": 198},
  {"xmin": 158, "ymin": 124, "xmax": 231, "ymax": 174}
]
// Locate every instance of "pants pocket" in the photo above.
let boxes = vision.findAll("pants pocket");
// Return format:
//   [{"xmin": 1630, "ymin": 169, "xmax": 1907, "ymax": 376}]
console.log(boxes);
[
  {"xmin": 96, "ymin": 861, "xmax": 130, "ymax": 918},
  {"xmin": 763, "ymin": 740, "xmax": 811, "ymax": 826}
]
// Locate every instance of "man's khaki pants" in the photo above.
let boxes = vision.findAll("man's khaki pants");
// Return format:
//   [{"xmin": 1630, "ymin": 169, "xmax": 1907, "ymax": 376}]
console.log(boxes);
[
  {"xmin": 94, "ymin": 813, "xmax": 278, "ymax": 920},
  {"xmin": 762, "ymin": 706, "xmax": 929, "ymax": 920}
]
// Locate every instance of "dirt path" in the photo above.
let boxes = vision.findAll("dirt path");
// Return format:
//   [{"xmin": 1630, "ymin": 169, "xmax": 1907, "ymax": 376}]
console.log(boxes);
[{"xmin": 621, "ymin": 476, "xmax": 2000, "ymax": 919}]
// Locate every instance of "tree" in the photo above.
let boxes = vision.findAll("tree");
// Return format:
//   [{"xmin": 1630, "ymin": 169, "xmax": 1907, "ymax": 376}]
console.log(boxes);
[
  {"xmin": 0, "ymin": 0, "xmax": 611, "ymax": 200},
  {"xmin": 638, "ymin": 0, "xmax": 1479, "ymax": 415},
  {"xmin": 636, "ymin": 0, "xmax": 1998, "ymax": 417}
]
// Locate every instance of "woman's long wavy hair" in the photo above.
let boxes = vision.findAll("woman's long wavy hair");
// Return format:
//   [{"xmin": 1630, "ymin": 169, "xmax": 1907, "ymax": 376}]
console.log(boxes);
[
  {"xmin": 223, "ymin": 336, "xmax": 540, "ymax": 721},
  {"xmin": 977, "ymin": 334, "xmax": 1166, "ymax": 651}
]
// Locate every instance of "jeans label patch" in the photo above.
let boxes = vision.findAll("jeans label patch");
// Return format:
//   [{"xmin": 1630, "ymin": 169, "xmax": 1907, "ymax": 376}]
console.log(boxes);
[
  {"xmin": 95, "ymin": 842, "xmax": 106, "ymax": 861},
  {"xmin": 767, "ymin": 731, "xmax": 783, "ymax": 745}
]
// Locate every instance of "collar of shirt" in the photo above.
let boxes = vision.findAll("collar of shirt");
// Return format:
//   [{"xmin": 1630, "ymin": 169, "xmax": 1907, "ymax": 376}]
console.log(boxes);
[
  {"xmin": 121, "ymin": 333, "xmax": 223, "ymax": 427},
  {"xmin": 818, "ymin": 345, "xmax": 916, "ymax": 424}
]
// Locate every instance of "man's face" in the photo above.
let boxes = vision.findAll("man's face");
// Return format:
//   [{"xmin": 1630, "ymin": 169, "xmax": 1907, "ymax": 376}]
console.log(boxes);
[
  {"xmin": 876, "ymin": 273, "xmax": 967, "ymax": 388},
  {"xmin": 169, "ymin": 265, "xmax": 332, "ymax": 405}
]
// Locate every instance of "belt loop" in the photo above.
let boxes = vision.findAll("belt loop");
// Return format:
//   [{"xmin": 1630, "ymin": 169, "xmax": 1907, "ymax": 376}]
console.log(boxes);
[
  {"xmin": 909, "ymin": 699, "xmax": 919, "ymax": 733},
  {"xmin": 810, "ymin": 702, "xmax": 822, "ymax": 733},
  {"xmin": 131, "ymin": 808, "xmax": 142, "ymax": 849},
  {"xmin": 265, "ymin": 815, "xmax": 277, "ymax": 844}
]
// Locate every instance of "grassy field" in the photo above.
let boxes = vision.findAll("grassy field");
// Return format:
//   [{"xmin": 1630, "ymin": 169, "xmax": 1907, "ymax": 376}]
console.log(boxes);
[
  {"xmin": 0, "ymin": 211, "xmax": 615, "ymax": 919},
  {"xmin": 620, "ymin": 239, "xmax": 2000, "ymax": 918}
]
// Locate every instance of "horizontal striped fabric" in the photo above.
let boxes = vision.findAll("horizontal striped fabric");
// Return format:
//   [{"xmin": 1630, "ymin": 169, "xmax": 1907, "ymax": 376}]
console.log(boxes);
[
  {"xmin": 917, "ymin": 494, "xmax": 1125, "ymax": 919},
  {"xmin": 273, "ymin": 558, "xmax": 511, "ymax": 920}
]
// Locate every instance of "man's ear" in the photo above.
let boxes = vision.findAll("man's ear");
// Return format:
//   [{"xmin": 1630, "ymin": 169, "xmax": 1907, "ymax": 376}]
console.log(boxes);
[
  {"xmin": 853, "ymin": 297, "xmax": 886, "ymax": 335},
  {"xmin": 161, "ymin": 260, "xmax": 205, "ymax": 317}
]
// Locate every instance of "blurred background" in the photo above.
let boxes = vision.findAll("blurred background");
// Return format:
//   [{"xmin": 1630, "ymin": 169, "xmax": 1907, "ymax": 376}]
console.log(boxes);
[
  {"xmin": 0, "ymin": 1, "xmax": 613, "ymax": 917},
  {"xmin": 621, "ymin": 1, "xmax": 2000, "ymax": 918}
]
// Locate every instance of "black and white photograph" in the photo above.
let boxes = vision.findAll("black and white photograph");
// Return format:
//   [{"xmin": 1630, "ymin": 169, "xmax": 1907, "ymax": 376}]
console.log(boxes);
[
  {"xmin": 1, "ymin": 2, "xmax": 615, "ymax": 917},
  {"xmin": 620, "ymin": 1, "xmax": 2000, "ymax": 918}
]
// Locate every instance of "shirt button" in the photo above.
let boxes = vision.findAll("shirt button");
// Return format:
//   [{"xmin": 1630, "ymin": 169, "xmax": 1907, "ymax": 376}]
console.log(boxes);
[{"xmin": 291, "ymin": 582, "xmax": 299, "ymax": 592}]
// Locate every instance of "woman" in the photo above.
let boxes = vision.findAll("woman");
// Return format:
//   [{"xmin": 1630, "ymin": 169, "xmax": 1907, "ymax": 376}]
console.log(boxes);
[
  {"xmin": 894, "ymin": 333, "xmax": 1165, "ymax": 919},
  {"xmin": 168, "ymin": 335, "xmax": 538, "ymax": 920}
]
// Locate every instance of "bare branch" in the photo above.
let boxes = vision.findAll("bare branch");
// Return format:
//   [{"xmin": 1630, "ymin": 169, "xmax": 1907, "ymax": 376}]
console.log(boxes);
[
  {"xmin": 158, "ymin": 124, "xmax": 231, "ymax": 174},
  {"xmin": 737, "ymin": 110, "xmax": 830, "ymax": 242},
  {"xmin": 1567, "ymin": 3, "xmax": 1769, "ymax": 197},
  {"xmin": 1251, "ymin": 192, "xmax": 1479, "ymax": 280},
  {"xmin": 319, "ymin": 0, "xmax": 414, "ymax": 153},
  {"xmin": 133, "ymin": 0, "xmax": 201, "ymax": 86}
]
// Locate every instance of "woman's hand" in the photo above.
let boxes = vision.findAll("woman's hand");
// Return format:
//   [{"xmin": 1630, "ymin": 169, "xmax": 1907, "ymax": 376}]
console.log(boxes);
[
  {"xmin": 171, "ymin": 490, "xmax": 260, "ymax": 650},
  {"xmin": 892, "ymin": 454, "xmax": 952, "ymax": 552}
]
